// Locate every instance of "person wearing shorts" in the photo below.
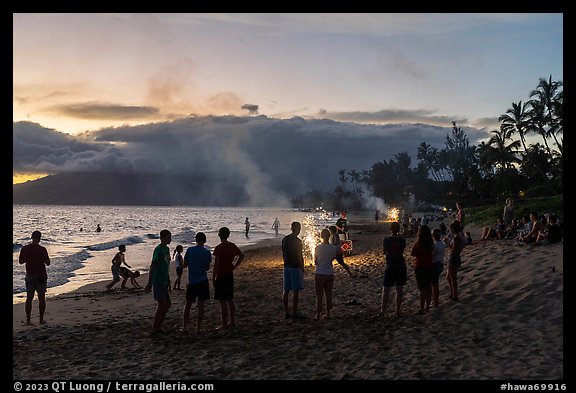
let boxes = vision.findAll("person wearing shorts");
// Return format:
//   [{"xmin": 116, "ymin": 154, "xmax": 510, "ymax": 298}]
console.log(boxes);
[
  {"xmin": 213, "ymin": 227, "xmax": 244, "ymax": 330},
  {"xmin": 19, "ymin": 230, "xmax": 51, "ymax": 325},
  {"xmin": 380, "ymin": 221, "xmax": 407, "ymax": 317},
  {"xmin": 181, "ymin": 232, "xmax": 212, "ymax": 334},
  {"xmin": 282, "ymin": 222, "xmax": 305, "ymax": 319},
  {"xmin": 144, "ymin": 229, "xmax": 172, "ymax": 336}
]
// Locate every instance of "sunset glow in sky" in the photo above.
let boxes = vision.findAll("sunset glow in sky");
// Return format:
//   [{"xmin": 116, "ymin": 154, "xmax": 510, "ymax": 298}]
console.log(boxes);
[
  {"xmin": 13, "ymin": 13, "xmax": 563, "ymax": 186},
  {"xmin": 13, "ymin": 13, "xmax": 563, "ymax": 133}
]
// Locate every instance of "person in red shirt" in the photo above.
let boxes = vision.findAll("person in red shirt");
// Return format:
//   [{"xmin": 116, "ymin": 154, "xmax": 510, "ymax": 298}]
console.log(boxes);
[
  {"xmin": 18, "ymin": 230, "xmax": 51, "ymax": 325},
  {"xmin": 213, "ymin": 227, "xmax": 244, "ymax": 330},
  {"xmin": 411, "ymin": 225, "xmax": 434, "ymax": 314}
]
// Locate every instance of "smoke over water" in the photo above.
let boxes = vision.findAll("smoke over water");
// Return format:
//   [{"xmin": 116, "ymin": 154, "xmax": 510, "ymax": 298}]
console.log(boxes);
[{"xmin": 13, "ymin": 116, "xmax": 482, "ymax": 206}]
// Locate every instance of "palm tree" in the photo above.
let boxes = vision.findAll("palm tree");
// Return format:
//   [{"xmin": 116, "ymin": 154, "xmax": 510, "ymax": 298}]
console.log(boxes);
[
  {"xmin": 417, "ymin": 142, "xmax": 442, "ymax": 182},
  {"xmin": 499, "ymin": 100, "xmax": 531, "ymax": 154},
  {"xmin": 529, "ymin": 76, "xmax": 563, "ymax": 154},
  {"xmin": 526, "ymin": 99, "xmax": 553, "ymax": 158},
  {"xmin": 487, "ymin": 127, "xmax": 521, "ymax": 170},
  {"xmin": 338, "ymin": 169, "xmax": 347, "ymax": 191},
  {"xmin": 347, "ymin": 169, "xmax": 360, "ymax": 195}
]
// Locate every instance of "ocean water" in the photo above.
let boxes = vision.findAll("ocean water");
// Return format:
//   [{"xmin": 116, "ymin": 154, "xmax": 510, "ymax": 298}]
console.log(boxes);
[{"xmin": 13, "ymin": 205, "xmax": 335, "ymax": 302}]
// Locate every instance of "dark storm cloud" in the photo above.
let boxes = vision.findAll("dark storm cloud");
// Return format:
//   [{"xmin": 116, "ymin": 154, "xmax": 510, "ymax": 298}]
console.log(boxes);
[
  {"xmin": 13, "ymin": 121, "xmax": 132, "ymax": 173},
  {"xmin": 14, "ymin": 116, "xmax": 489, "ymax": 205},
  {"xmin": 316, "ymin": 108, "xmax": 467, "ymax": 127}
]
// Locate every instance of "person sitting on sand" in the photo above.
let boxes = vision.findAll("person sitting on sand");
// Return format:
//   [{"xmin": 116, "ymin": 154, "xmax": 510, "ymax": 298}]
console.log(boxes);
[
  {"xmin": 106, "ymin": 245, "xmax": 132, "ymax": 292},
  {"xmin": 534, "ymin": 214, "xmax": 562, "ymax": 245},
  {"xmin": 313, "ymin": 228, "xmax": 353, "ymax": 320},
  {"xmin": 520, "ymin": 212, "xmax": 544, "ymax": 245},
  {"xmin": 380, "ymin": 221, "xmax": 407, "ymax": 317},
  {"xmin": 119, "ymin": 267, "xmax": 142, "ymax": 289},
  {"xmin": 481, "ymin": 219, "xmax": 506, "ymax": 241}
]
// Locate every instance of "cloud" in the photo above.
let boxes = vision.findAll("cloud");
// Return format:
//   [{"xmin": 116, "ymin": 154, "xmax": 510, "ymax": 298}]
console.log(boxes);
[
  {"xmin": 13, "ymin": 121, "xmax": 131, "ymax": 173},
  {"xmin": 47, "ymin": 102, "xmax": 160, "ymax": 120},
  {"xmin": 241, "ymin": 104, "xmax": 259, "ymax": 115},
  {"xmin": 314, "ymin": 109, "xmax": 467, "ymax": 128},
  {"xmin": 14, "ymin": 116, "xmax": 490, "ymax": 205}
]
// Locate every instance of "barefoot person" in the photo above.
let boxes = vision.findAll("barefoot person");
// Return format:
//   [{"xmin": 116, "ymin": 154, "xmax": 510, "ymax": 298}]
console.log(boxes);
[
  {"xmin": 145, "ymin": 229, "xmax": 172, "ymax": 336},
  {"xmin": 213, "ymin": 227, "xmax": 244, "ymax": 330},
  {"xmin": 446, "ymin": 221, "xmax": 463, "ymax": 301},
  {"xmin": 105, "ymin": 245, "xmax": 131, "ymax": 291},
  {"xmin": 281, "ymin": 221, "xmax": 305, "ymax": 319},
  {"xmin": 313, "ymin": 228, "xmax": 352, "ymax": 320},
  {"xmin": 181, "ymin": 232, "xmax": 212, "ymax": 334},
  {"xmin": 380, "ymin": 221, "xmax": 407, "ymax": 317},
  {"xmin": 18, "ymin": 230, "xmax": 51, "ymax": 325}
]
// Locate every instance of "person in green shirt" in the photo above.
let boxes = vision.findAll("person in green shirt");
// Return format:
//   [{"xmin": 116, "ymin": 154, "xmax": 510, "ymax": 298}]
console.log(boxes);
[{"xmin": 145, "ymin": 229, "xmax": 172, "ymax": 336}]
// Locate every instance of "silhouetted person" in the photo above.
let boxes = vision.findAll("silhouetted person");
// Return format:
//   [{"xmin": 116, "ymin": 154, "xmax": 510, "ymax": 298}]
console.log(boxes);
[{"xmin": 19, "ymin": 230, "xmax": 51, "ymax": 325}]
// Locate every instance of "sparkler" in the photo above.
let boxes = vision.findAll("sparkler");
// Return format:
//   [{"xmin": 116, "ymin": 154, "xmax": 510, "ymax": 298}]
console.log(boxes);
[
  {"xmin": 387, "ymin": 207, "xmax": 400, "ymax": 222},
  {"xmin": 302, "ymin": 214, "xmax": 320, "ymax": 266}
]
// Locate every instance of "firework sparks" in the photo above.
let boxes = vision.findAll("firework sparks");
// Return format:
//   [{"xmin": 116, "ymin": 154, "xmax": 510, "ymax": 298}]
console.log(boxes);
[
  {"xmin": 302, "ymin": 214, "xmax": 320, "ymax": 265},
  {"xmin": 387, "ymin": 207, "xmax": 400, "ymax": 222}
]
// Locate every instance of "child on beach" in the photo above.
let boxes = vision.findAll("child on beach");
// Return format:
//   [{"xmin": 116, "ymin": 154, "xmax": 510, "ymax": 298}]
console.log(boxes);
[
  {"xmin": 119, "ymin": 267, "xmax": 141, "ymax": 289},
  {"xmin": 181, "ymin": 232, "xmax": 212, "ymax": 334},
  {"xmin": 213, "ymin": 227, "xmax": 245, "ymax": 330},
  {"xmin": 446, "ymin": 221, "xmax": 463, "ymax": 301},
  {"xmin": 172, "ymin": 245, "xmax": 184, "ymax": 290},
  {"xmin": 380, "ymin": 221, "xmax": 407, "ymax": 317},
  {"xmin": 313, "ymin": 228, "xmax": 353, "ymax": 320},
  {"xmin": 105, "ymin": 245, "xmax": 132, "ymax": 292},
  {"xmin": 144, "ymin": 229, "xmax": 172, "ymax": 336},
  {"xmin": 431, "ymin": 229, "xmax": 446, "ymax": 308}
]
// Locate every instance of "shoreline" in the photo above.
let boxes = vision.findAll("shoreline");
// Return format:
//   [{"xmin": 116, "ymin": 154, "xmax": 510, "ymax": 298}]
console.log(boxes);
[{"xmin": 13, "ymin": 219, "xmax": 563, "ymax": 379}]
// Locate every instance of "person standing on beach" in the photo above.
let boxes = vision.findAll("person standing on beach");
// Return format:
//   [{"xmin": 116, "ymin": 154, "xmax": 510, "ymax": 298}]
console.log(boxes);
[
  {"xmin": 431, "ymin": 229, "xmax": 446, "ymax": 308},
  {"xmin": 105, "ymin": 244, "xmax": 132, "ymax": 292},
  {"xmin": 446, "ymin": 221, "xmax": 463, "ymax": 301},
  {"xmin": 336, "ymin": 212, "xmax": 349, "ymax": 237},
  {"xmin": 411, "ymin": 224, "xmax": 434, "ymax": 314},
  {"xmin": 96, "ymin": 224, "xmax": 102, "ymax": 232},
  {"xmin": 503, "ymin": 198, "xmax": 515, "ymax": 227},
  {"xmin": 213, "ymin": 227, "xmax": 245, "ymax": 330},
  {"xmin": 313, "ymin": 228, "xmax": 352, "ymax": 320},
  {"xmin": 181, "ymin": 232, "xmax": 212, "ymax": 334},
  {"xmin": 456, "ymin": 202, "xmax": 465, "ymax": 230},
  {"xmin": 380, "ymin": 221, "xmax": 407, "ymax": 317},
  {"xmin": 145, "ymin": 229, "xmax": 172, "ymax": 336},
  {"xmin": 172, "ymin": 245, "xmax": 184, "ymax": 290},
  {"xmin": 19, "ymin": 230, "xmax": 51, "ymax": 325},
  {"xmin": 245, "ymin": 217, "xmax": 251, "ymax": 237},
  {"xmin": 272, "ymin": 218, "xmax": 280, "ymax": 236},
  {"xmin": 281, "ymin": 221, "xmax": 305, "ymax": 319}
]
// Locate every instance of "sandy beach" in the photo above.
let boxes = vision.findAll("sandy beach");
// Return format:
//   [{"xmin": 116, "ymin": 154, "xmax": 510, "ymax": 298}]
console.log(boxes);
[{"xmin": 12, "ymin": 218, "xmax": 563, "ymax": 381}]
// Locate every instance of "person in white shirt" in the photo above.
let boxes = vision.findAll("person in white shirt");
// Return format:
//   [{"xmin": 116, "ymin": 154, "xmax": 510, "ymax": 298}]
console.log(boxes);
[{"xmin": 313, "ymin": 228, "xmax": 352, "ymax": 320}]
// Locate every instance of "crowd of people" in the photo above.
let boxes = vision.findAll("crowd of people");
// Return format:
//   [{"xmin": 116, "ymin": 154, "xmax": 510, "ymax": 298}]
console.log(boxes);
[{"xmin": 18, "ymin": 199, "xmax": 562, "ymax": 335}]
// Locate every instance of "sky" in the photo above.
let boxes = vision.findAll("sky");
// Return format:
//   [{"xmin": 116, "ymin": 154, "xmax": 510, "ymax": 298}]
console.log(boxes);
[{"xmin": 13, "ymin": 13, "xmax": 563, "ymax": 189}]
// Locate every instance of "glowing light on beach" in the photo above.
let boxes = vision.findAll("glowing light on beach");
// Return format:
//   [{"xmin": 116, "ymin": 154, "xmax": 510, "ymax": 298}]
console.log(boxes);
[
  {"xmin": 387, "ymin": 207, "xmax": 400, "ymax": 222},
  {"xmin": 302, "ymin": 214, "xmax": 319, "ymax": 265}
]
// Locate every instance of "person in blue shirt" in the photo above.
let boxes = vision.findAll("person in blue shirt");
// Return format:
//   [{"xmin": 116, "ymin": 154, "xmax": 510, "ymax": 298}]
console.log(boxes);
[{"xmin": 180, "ymin": 232, "xmax": 212, "ymax": 334}]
